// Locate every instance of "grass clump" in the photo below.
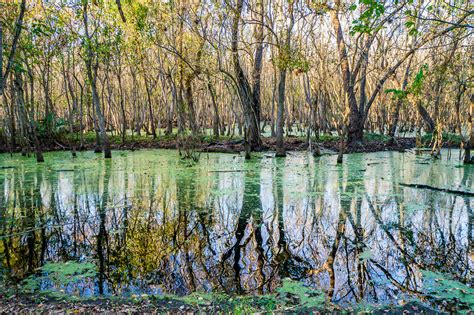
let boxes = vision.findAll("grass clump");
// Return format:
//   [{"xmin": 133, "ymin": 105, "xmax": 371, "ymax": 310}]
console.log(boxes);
[
  {"xmin": 363, "ymin": 132, "xmax": 391, "ymax": 143},
  {"xmin": 421, "ymin": 132, "xmax": 462, "ymax": 146},
  {"xmin": 421, "ymin": 269, "xmax": 474, "ymax": 311}
]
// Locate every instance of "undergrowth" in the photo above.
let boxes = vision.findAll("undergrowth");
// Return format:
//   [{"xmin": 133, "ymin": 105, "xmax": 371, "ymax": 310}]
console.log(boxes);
[{"xmin": 3, "ymin": 262, "xmax": 469, "ymax": 313}]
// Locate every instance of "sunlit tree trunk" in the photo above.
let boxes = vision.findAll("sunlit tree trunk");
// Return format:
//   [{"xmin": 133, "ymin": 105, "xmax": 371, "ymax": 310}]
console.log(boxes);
[
  {"xmin": 231, "ymin": 0, "xmax": 262, "ymax": 150},
  {"xmin": 82, "ymin": 1, "xmax": 111, "ymax": 158},
  {"xmin": 207, "ymin": 78, "xmax": 220, "ymax": 137},
  {"xmin": 276, "ymin": 4, "xmax": 295, "ymax": 157},
  {"xmin": 388, "ymin": 55, "xmax": 413, "ymax": 142},
  {"xmin": 465, "ymin": 95, "xmax": 474, "ymax": 164},
  {"xmin": 329, "ymin": 1, "xmax": 362, "ymax": 145},
  {"xmin": 0, "ymin": 0, "xmax": 26, "ymax": 96},
  {"xmin": 251, "ymin": 0, "xmax": 264, "ymax": 128}
]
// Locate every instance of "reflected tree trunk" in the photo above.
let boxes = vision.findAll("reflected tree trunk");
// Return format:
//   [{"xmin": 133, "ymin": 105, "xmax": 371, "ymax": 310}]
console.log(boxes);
[{"xmin": 97, "ymin": 160, "xmax": 111, "ymax": 294}]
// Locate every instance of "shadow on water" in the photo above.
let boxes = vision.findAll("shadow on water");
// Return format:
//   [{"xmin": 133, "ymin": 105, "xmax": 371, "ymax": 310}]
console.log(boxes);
[{"xmin": 0, "ymin": 149, "xmax": 472, "ymax": 307}]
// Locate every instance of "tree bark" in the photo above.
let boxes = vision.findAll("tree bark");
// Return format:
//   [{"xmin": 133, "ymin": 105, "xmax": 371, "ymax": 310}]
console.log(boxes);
[
  {"xmin": 251, "ymin": 0, "xmax": 264, "ymax": 127},
  {"xmin": 0, "ymin": 0, "xmax": 26, "ymax": 96},
  {"xmin": 14, "ymin": 70, "xmax": 44, "ymax": 162},
  {"xmin": 207, "ymin": 79, "xmax": 220, "ymax": 137},
  {"xmin": 389, "ymin": 55, "xmax": 414, "ymax": 141},
  {"xmin": 276, "ymin": 2, "xmax": 294, "ymax": 157},
  {"xmin": 83, "ymin": 1, "xmax": 111, "ymax": 158},
  {"xmin": 465, "ymin": 94, "xmax": 474, "ymax": 164},
  {"xmin": 143, "ymin": 73, "xmax": 157, "ymax": 139},
  {"xmin": 416, "ymin": 101, "xmax": 435, "ymax": 133},
  {"xmin": 231, "ymin": 0, "xmax": 262, "ymax": 149},
  {"xmin": 329, "ymin": 1, "xmax": 362, "ymax": 144},
  {"xmin": 276, "ymin": 69, "xmax": 287, "ymax": 156}
]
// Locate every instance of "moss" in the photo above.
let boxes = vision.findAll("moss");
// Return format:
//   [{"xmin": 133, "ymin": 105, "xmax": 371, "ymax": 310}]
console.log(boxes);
[
  {"xmin": 363, "ymin": 132, "xmax": 391, "ymax": 143},
  {"xmin": 314, "ymin": 133, "xmax": 391, "ymax": 143},
  {"xmin": 59, "ymin": 131, "xmax": 242, "ymax": 147},
  {"xmin": 421, "ymin": 132, "xmax": 462, "ymax": 146}
]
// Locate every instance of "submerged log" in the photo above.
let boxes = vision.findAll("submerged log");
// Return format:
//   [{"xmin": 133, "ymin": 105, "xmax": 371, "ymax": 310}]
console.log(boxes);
[
  {"xmin": 399, "ymin": 183, "xmax": 474, "ymax": 197},
  {"xmin": 208, "ymin": 170, "xmax": 244, "ymax": 173}
]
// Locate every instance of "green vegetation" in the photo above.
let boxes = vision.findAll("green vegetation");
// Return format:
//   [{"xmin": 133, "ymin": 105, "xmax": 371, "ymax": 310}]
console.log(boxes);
[
  {"xmin": 421, "ymin": 132, "xmax": 463, "ymax": 147},
  {"xmin": 0, "ymin": 0, "xmax": 472, "ymax": 163},
  {"xmin": 421, "ymin": 270, "xmax": 474, "ymax": 311},
  {"xmin": 7, "ymin": 267, "xmax": 458, "ymax": 313},
  {"xmin": 0, "ymin": 150, "xmax": 472, "ymax": 313},
  {"xmin": 21, "ymin": 262, "xmax": 97, "ymax": 296},
  {"xmin": 0, "ymin": 1, "xmax": 473, "ymax": 311}
]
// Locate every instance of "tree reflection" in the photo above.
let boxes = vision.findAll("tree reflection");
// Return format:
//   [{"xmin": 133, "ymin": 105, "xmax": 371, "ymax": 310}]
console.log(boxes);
[{"xmin": 0, "ymin": 151, "xmax": 471, "ymax": 304}]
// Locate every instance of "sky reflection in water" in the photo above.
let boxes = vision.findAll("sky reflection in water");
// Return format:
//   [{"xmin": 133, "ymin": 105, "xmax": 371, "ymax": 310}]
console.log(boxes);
[{"xmin": 0, "ymin": 149, "xmax": 472, "ymax": 304}]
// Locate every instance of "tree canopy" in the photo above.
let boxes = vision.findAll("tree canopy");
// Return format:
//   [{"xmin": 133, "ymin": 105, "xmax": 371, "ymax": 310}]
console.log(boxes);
[{"xmin": 0, "ymin": 0, "xmax": 472, "ymax": 161}]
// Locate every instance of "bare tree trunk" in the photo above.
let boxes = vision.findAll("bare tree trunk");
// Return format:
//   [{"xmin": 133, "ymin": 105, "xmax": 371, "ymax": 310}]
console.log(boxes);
[
  {"xmin": 184, "ymin": 78, "xmax": 198, "ymax": 135},
  {"xmin": 83, "ymin": 2, "xmax": 111, "ymax": 159},
  {"xmin": 416, "ymin": 101, "xmax": 435, "ymax": 133},
  {"xmin": 7, "ymin": 80, "xmax": 17, "ymax": 152},
  {"xmin": 14, "ymin": 70, "xmax": 44, "ymax": 162},
  {"xmin": 465, "ymin": 95, "xmax": 473, "ymax": 164},
  {"xmin": 251, "ymin": 0, "xmax": 264, "ymax": 128},
  {"xmin": 276, "ymin": 69, "xmax": 287, "ymax": 156},
  {"xmin": 117, "ymin": 67, "xmax": 126, "ymax": 145},
  {"xmin": 0, "ymin": 0, "xmax": 26, "ymax": 96},
  {"xmin": 61, "ymin": 53, "xmax": 77, "ymax": 156},
  {"xmin": 276, "ymin": 5, "xmax": 294, "ymax": 157},
  {"xmin": 329, "ymin": 1, "xmax": 362, "ymax": 144},
  {"xmin": 167, "ymin": 73, "xmax": 177, "ymax": 135},
  {"xmin": 143, "ymin": 74, "xmax": 157, "ymax": 139},
  {"xmin": 389, "ymin": 56, "xmax": 413, "ymax": 142},
  {"xmin": 231, "ymin": 0, "xmax": 262, "ymax": 149},
  {"xmin": 207, "ymin": 79, "xmax": 220, "ymax": 137}
]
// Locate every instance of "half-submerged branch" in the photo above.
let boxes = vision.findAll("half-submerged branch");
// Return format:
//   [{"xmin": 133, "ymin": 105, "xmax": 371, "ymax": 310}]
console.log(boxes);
[{"xmin": 399, "ymin": 183, "xmax": 474, "ymax": 197}]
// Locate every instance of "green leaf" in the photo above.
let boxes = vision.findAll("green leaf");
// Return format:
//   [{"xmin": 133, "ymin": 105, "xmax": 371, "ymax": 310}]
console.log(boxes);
[{"xmin": 277, "ymin": 279, "xmax": 325, "ymax": 309}]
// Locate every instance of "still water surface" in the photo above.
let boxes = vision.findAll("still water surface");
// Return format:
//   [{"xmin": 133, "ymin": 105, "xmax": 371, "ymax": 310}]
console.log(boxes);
[{"xmin": 0, "ymin": 149, "xmax": 472, "ymax": 304}]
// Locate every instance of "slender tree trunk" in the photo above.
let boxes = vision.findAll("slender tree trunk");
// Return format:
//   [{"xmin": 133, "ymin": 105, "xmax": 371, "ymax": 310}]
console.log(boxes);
[
  {"xmin": 0, "ymin": 0, "xmax": 26, "ymax": 96},
  {"xmin": 207, "ymin": 79, "xmax": 220, "ymax": 137},
  {"xmin": 275, "ymin": 5, "xmax": 294, "ymax": 156},
  {"xmin": 329, "ymin": 2, "xmax": 362, "ymax": 144},
  {"xmin": 82, "ymin": 2, "xmax": 111, "ymax": 158},
  {"xmin": 465, "ymin": 95, "xmax": 473, "ymax": 164},
  {"xmin": 143, "ymin": 74, "xmax": 157, "ymax": 139},
  {"xmin": 116, "ymin": 66, "xmax": 126, "ymax": 145},
  {"xmin": 389, "ymin": 56, "xmax": 413, "ymax": 142},
  {"xmin": 251, "ymin": 0, "xmax": 264, "ymax": 128},
  {"xmin": 61, "ymin": 54, "xmax": 77, "ymax": 156},
  {"xmin": 7, "ymin": 81, "xmax": 17, "ymax": 151},
  {"xmin": 97, "ymin": 160, "xmax": 111, "ymax": 294},
  {"xmin": 276, "ymin": 69, "xmax": 287, "ymax": 156},
  {"xmin": 167, "ymin": 74, "xmax": 177, "ymax": 135},
  {"xmin": 416, "ymin": 101, "xmax": 435, "ymax": 133},
  {"xmin": 184, "ymin": 78, "xmax": 198, "ymax": 135},
  {"xmin": 14, "ymin": 70, "xmax": 44, "ymax": 162}
]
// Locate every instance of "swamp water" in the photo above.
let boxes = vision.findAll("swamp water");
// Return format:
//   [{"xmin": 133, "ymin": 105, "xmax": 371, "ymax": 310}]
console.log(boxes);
[{"xmin": 0, "ymin": 149, "xmax": 473, "ymax": 309}]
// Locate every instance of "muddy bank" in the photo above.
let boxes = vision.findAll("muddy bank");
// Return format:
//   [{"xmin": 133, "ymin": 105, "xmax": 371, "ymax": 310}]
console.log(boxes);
[
  {"xmin": 0, "ymin": 294, "xmax": 203, "ymax": 314},
  {"xmin": 0, "ymin": 136, "xmax": 421, "ymax": 155},
  {"xmin": 0, "ymin": 292, "xmax": 437, "ymax": 314}
]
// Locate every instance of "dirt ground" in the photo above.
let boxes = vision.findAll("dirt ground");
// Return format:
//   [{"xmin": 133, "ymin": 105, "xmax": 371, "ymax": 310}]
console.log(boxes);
[{"xmin": 0, "ymin": 136, "xmax": 419, "ymax": 156}]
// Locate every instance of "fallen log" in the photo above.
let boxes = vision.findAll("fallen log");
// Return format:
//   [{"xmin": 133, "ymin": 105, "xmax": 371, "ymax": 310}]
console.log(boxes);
[
  {"xmin": 399, "ymin": 183, "xmax": 474, "ymax": 197},
  {"xmin": 208, "ymin": 170, "xmax": 244, "ymax": 173}
]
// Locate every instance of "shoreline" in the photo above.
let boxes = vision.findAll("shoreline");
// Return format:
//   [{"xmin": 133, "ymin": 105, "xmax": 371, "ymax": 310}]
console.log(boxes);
[
  {"xmin": 0, "ymin": 290, "xmax": 438, "ymax": 314},
  {"xmin": 0, "ymin": 132, "xmax": 466, "ymax": 158},
  {"xmin": 0, "ymin": 136, "xmax": 433, "ymax": 156}
]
